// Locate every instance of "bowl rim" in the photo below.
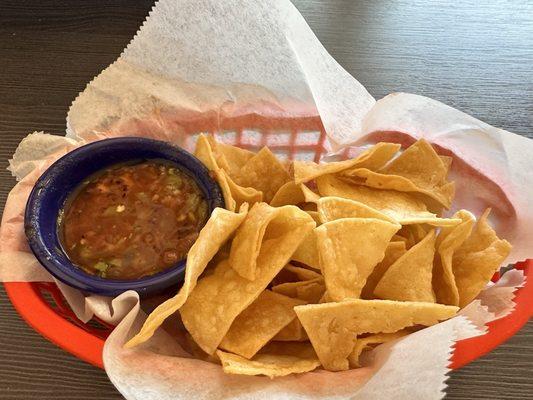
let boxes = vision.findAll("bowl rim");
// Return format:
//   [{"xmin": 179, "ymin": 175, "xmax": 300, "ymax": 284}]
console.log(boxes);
[{"xmin": 24, "ymin": 137, "xmax": 224, "ymax": 296}]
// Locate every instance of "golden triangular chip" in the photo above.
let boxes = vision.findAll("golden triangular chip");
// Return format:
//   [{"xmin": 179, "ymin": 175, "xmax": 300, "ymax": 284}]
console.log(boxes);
[
  {"xmin": 361, "ymin": 241, "xmax": 407, "ymax": 299},
  {"xmin": 433, "ymin": 210, "xmax": 475, "ymax": 305},
  {"xmin": 293, "ymin": 142, "xmax": 400, "ymax": 184},
  {"xmin": 206, "ymin": 135, "xmax": 254, "ymax": 179},
  {"xmin": 125, "ymin": 205, "xmax": 248, "ymax": 348},
  {"xmin": 317, "ymin": 174, "xmax": 428, "ymax": 218},
  {"xmin": 195, "ymin": 135, "xmax": 261, "ymax": 211},
  {"xmin": 270, "ymin": 181, "xmax": 320, "ymax": 207},
  {"xmin": 291, "ymin": 229, "xmax": 320, "ymax": 270},
  {"xmin": 219, "ymin": 290, "xmax": 305, "ymax": 359},
  {"xmin": 453, "ymin": 209, "xmax": 512, "ymax": 307},
  {"xmin": 180, "ymin": 206, "xmax": 315, "ymax": 354},
  {"xmin": 233, "ymin": 147, "xmax": 290, "ymax": 202},
  {"xmin": 380, "ymin": 139, "xmax": 454, "ymax": 208},
  {"xmin": 317, "ymin": 196, "xmax": 396, "ymax": 224},
  {"xmin": 374, "ymin": 230, "xmax": 436, "ymax": 302},
  {"xmin": 271, "ymin": 278, "xmax": 325, "ymax": 303},
  {"xmin": 316, "ymin": 218, "xmax": 401, "ymax": 301},
  {"xmin": 272, "ymin": 318, "xmax": 308, "ymax": 341},
  {"xmin": 340, "ymin": 167, "xmax": 455, "ymax": 209},
  {"xmin": 348, "ymin": 330, "xmax": 410, "ymax": 368},
  {"xmin": 216, "ymin": 349, "xmax": 320, "ymax": 378},
  {"xmin": 294, "ymin": 299, "xmax": 458, "ymax": 371},
  {"xmin": 273, "ymin": 264, "xmax": 322, "ymax": 285},
  {"xmin": 229, "ymin": 203, "xmax": 279, "ymax": 280}
]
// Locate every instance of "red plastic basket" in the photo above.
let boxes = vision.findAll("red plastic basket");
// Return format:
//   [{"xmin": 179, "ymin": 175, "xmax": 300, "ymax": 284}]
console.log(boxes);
[{"xmin": 3, "ymin": 115, "xmax": 532, "ymax": 370}]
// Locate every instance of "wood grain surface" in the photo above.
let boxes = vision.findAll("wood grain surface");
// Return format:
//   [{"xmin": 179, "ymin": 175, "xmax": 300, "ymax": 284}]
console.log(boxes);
[{"xmin": 0, "ymin": 1, "xmax": 531, "ymax": 399}]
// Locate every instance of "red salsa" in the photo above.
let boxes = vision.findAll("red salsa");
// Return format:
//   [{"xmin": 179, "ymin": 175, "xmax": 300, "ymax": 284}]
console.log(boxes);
[{"xmin": 60, "ymin": 161, "xmax": 208, "ymax": 280}]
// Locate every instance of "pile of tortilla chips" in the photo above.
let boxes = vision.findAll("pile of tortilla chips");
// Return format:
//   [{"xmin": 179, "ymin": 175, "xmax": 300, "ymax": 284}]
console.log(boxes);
[{"xmin": 125, "ymin": 134, "xmax": 512, "ymax": 377}]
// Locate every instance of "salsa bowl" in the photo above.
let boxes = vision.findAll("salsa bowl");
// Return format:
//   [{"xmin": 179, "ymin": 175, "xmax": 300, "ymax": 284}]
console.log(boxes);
[{"xmin": 24, "ymin": 137, "xmax": 224, "ymax": 297}]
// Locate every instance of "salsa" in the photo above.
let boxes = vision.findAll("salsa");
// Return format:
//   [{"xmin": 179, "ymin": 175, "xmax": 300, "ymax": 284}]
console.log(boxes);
[{"xmin": 60, "ymin": 161, "xmax": 208, "ymax": 280}]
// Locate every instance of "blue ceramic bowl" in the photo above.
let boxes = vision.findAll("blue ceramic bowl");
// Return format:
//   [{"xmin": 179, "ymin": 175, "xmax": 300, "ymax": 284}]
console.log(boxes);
[{"xmin": 24, "ymin": 137, "xmax": 224, "ymax": 297}]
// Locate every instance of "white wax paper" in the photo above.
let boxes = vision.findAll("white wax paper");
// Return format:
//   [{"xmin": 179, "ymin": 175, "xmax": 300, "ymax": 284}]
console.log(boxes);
[{"xmin": 1, "ymin": 0, "xmax": 531, "ymax": 399}]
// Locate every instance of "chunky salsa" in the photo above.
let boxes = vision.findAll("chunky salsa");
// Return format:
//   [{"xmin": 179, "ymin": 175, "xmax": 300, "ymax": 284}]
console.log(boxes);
[{"xmin": 60, "ymin": 161, "xmax": 208, "ymax": 280}]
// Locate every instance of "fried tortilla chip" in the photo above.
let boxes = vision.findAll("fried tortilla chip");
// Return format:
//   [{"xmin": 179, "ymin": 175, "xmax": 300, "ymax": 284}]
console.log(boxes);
[
  {"xmin": 272, "ymin": 318, "xmax": 308, "ymax": 341},
  {"xmin": 206, "ymin": 135, "xmax": 255, "ymax": 179},
  {"xmin": 274, "ymin": 264, "xmax": 322, "ymax": 284},
  {"xmin": 379, "ymin": 139, "xmax": 454, "ymax": 209},
  {"xmin": 317, "ymin": 175, "xmax": 459, "ymax": 227},
  {"xmin": 293, "ymin": 142, "xmax": 401, "ymax": 184},
  {"xmin": 125, "ymin": 205, "xmax": 248, "ymax": 348},
  {"xmin": 295, "ymin": 299, "xmax": 458, "ymax": 371},
  {"xmin": 340, "ymin": 167, "xmax": 454, "ymax": 209},
  {"xmin": 439, "ymin": 155, "xmax": 453, "ymax": 173},
  {"xmin": 221, "ymin": 169, "xmax": 263, "ymax": 208},
  {"xmin": 272, "ymin": 278, "xmax": 325, "ymax": 303},
  {"xmin": 180, "ymin": 207, "xmax": 315, "ymax": 354},
  {"xmin": 433, "ymin": 210, "xmax": 475, "ymax": 305},
  {"xmin": 317, "ymin": 196, "xmax": 396, "ymax": 224},
  {"xmin": 229, "ymin": 203, "xmax": 279, "ymax": 280},
  {"xmin": 233, "ymin": 147, "xmax": 290, "ymax": 202},
  {"xmin": 305, "ymin": 210, "xmax": 322, "ymax": 224},
  {"xmin": 374, "ymin": 230, "xmax": 436, "ymax": 302},
  {"xmin": 453, "ymin": 209, "xmax": 512, "ymax": 307},
  {"xmin": 219, "ymin": 290, "xmax": 305, "ymax": 359},
  {"xmin": 270, "ymin": 181, "xmax": 320, "ymax": 207},
  {"xmin": 361, "ymin": 241, "xmax": 407, "ymax": 299},
  {"xmin": 316, "ymin": 218, "xmax": 401, "ymax": 301},
  {"xmin": 348, "ymin": 331, "xmax": 410, "ymax": 368},
  {"xmin": 217, "ymin": 350, "xmax": 320, "ymax": 378},
  {"xmin": 291, "ymin": 229, "xmax": 320, "ymax": 270},
  {"xmin": 259, "ymin": 341, "xmax": 316, "ymax": 358},
  {"xmin": 195, "ymin": 134, "xmax": 262, "ymax": 211}
]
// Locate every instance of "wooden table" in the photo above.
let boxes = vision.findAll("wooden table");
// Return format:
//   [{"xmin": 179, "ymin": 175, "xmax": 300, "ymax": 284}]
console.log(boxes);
[{"xmin": 0, "ymin": 1, "xmax": 531, "ymax": 399}]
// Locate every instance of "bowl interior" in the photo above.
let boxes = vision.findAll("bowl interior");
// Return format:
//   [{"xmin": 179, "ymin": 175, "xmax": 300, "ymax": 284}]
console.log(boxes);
[{"xmin": 25, "ymin": 137, "xmax": 223, "ymax": 296}]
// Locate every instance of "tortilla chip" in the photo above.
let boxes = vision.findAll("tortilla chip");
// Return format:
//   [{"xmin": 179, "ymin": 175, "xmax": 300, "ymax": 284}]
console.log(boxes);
[
  {"xmin": 195, "ymin": 134, "xmax": 219, "ymax": 170},
  {"xmin": 433, "ymin": 210, "xmax": 475, "ymax": 305},
  {"xmin": 229, "ymin": 202, "xmax": 279, "ymax": 280},
  {"xmin": 291, "ymin": 229, "xmax": 320, "ymax": 270},
  {"xmin": 304, "ymin": 211, "xmax": 321, "ymax": 225},
  {"xmin": 317, "ymin": 196, "xmax": 397, "ymax": 224},
  {"xmin": 361, "ymin": 241, "xmax": 407, "ymax": 299},
  {"xmin": 293, "ymin": 142, "xmax": 401, "ymax": 184},
  {"xmin": 295, "ymin": 299, "xmax": 458, "ymax": 371},
  {"xmin": 374, "ymin": 230, "xmax": 437, "ymax": 302},
  {"xmin": 233, "ymin": 147, "xmax": 290, "ymax": 202},
  {"xmin": 340, "ymin": 167, "xmax": 455, "ymax": 209},
  {"xmin": 274, "ymin": 264, "xmax": 322, "ymax": 284},
  {"xmin": 348, "ymin": 331, "xmax": 410, "ymax": 368},
  {"xmin": 125, "ymin": 205, "xmax": 248, "ymax": 348},
  {"xmin": 195, "ymin": 135, "xmax": 261, "ymax": 211},
  {"xmin": 397, "ymin": 224, "xmax": 430, "ymax": 245},
  {"xmin": 259, "ymin": 341, "xmax": 316, "ymax": 358},
  {"xmin": 206, "ymin": 135, "xmax": 255, "ymax": 179},
  {"xmin": 382, "ymin": 139, "xmax": 448, "ymax": 186},
  {"xmin": 217, "ymin": 350, "xmax": 320, "ymax": 378},
  {"xmin": 222, "ymin": 169, "xmax": 263, "ymax": 208},
  {"xmin": 440, "ymin": 155, "xmax": 453, "ymax": 173},
  {"xmin": 180, "ymin": 207, "xmax": 315, "ymax": 354},
  {"xmin": 316, "ymin": 218, "xmax": 401, "ymax": 301},
  {"xmin": 272, "ymin": 278, "xmax": 325, "ymax": 303},
  {"xmin": 270, "ymin": 181, "xmax": 320, "ymax": 207},
  {"xmin": 316, "ymin": 174, "xmax": 461, "ymax": 227},
  {"xmin": 272, "ymin": 318, "xmax": 308, "ymax": 341},
  {"xmin": 453, "ymin": 209, "xmax": 512, "ymax": 307},
  {"xmin": 380, "ymin": 139, "xmax": 454, "ymax": 208},
  {"xmin": 219, "ymin": 290, "xmax": 305, "ymax": 359}
]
